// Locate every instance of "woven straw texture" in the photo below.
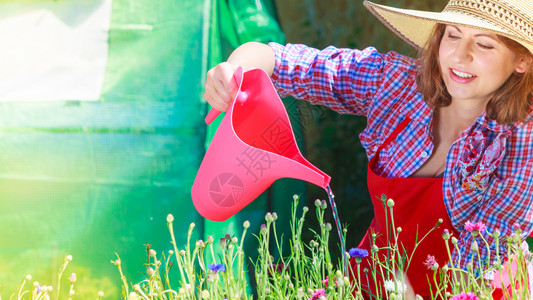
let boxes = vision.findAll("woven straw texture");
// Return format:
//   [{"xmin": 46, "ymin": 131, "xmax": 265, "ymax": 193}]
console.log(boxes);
[{"xmin": 365, "ymin": 0, "xmax": 533, "ymax": 53}]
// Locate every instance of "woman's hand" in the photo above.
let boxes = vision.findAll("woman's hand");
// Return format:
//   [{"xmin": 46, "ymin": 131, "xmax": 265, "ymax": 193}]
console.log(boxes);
[
  {"xmin": 204, "ymin": 62, "xmax": 240, "ymax": 113},
  {"xmin": 203, "ymin": 42, "xmax": 276, "ymax": 113}
]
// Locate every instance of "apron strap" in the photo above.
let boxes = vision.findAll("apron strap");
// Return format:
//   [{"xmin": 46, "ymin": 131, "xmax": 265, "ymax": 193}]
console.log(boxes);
[{"xmin": 375, "ymin": 116, "xmax": 412, "ymax": 154}]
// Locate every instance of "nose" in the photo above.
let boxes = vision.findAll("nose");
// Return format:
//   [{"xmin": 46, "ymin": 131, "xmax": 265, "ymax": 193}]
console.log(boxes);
[{"xmin": 452, "ymin": 40, "xmax": 473, "ymax": 63}]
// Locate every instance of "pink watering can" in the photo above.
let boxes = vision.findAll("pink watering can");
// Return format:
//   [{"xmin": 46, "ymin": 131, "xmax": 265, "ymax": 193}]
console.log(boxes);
[{"xmin": 192, "ymin": 67, "xmax": 331, "ymax": 221}]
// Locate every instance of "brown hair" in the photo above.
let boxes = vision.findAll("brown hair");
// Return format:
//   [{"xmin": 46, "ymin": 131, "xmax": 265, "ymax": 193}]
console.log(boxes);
[{"xmin": 416, "ymin": 23, "xmax": 533, "ymax": 124}]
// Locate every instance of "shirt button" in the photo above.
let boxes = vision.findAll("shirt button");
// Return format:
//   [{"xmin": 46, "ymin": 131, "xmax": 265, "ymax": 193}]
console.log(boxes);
[{"xmin": 421, "ymin": 151, "xmax": 428, "ymax": 158}]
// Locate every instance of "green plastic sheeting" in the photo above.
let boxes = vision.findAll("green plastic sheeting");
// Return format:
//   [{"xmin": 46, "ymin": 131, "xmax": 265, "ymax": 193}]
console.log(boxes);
[
  {"xmin": 0, "ymin": 0, "xmax": 206, "ymax": 297},
  {"xmin": 0, "ymin": 0, "xmax": 305, "ymax": 298},
  {"xmin": 203, "ymin": 0, "xmax": 307, "ymax": 286}
]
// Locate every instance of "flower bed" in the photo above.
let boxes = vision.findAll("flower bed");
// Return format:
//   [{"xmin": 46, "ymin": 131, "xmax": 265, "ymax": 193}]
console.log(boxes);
[{"xmin": 12, "ymin": 195, "xmax": 532, "ymax": 299}]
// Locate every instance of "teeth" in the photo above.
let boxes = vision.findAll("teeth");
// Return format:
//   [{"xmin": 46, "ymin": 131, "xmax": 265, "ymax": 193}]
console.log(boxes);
[{"xmin": 452, "ymin": 69, "xmax": 474, "ymax": 79}]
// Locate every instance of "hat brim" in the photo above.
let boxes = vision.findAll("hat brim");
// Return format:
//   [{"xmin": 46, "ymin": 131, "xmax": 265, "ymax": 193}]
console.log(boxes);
[{"xmin": 364, "ymin": 1, "xmax": 533, "ymax": 54}]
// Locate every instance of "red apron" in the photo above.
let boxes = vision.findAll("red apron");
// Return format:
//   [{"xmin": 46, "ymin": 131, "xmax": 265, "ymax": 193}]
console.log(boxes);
[{"xmin": 350, "ymin": 117, "xmax": 459, "ymax": 298}]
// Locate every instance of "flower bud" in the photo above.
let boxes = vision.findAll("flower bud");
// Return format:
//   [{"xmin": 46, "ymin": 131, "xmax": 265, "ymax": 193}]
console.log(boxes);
[
  {"xmin": 321, "ymin": 200, "xmax": 327, "ymax": 210},
  {"xmin": 471, "ymin": 241, "xmax": 478, "ymax": 252},
  {"xmin": 297, "ymin": 288, "xmax": 305, "ymax": 298},
  {"xmin": 243, "ymin": 220, "xmax": 250, "ymax": 229},
  {"xmin": 166, "ymin": 214, "xmax": 174, "ymax": 223},
  {"xmin": 442, "ymin": 229, "xmax": 450, "ymax": 240},
  {"xmin": 260, "ymin": 224, "xmax": 267, "ymax": 235},
  {"xmin": 149, "ymin": 249, "xmax": 157, "ymax": 257},
  {"xmin": 387, "ymin": 198, "xmax": 395, "ymax": 208}
]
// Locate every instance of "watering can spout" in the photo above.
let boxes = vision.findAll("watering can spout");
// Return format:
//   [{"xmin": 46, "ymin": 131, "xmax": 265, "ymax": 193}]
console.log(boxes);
[{"xmin": 192, "ymin": 67, "xmax": 331, "ymax": 221}]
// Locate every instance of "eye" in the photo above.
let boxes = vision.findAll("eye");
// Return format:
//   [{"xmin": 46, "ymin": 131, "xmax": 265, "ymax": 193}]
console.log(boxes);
[
  {"xmin": 477, "ymin": 43, "xmax": 494, "ymax": 50},
  {"xmin": 446, "ymin": 32, "xmax": 460, "ymax": 40}
]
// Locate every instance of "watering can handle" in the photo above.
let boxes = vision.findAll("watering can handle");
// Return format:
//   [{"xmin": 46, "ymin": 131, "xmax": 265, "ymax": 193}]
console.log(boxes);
[
  {"xmin": 204, "ymin": 108, "xmax": 221, "ymax": 125},
  {"xmin": 204, "ymin": 67, "xmax": 245, "ymax": 125}
]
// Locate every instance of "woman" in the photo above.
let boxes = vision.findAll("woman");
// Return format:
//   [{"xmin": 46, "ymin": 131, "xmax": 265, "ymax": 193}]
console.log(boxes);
[{"xmin": 204, "ymin": 0, "xmax": 533, "ymax": 298}]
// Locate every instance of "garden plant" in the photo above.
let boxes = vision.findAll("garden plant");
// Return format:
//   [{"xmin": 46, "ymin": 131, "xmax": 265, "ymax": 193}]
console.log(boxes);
[{"xmin": 10, "ymin": 195, "xmax": 532, "ymax": 300}]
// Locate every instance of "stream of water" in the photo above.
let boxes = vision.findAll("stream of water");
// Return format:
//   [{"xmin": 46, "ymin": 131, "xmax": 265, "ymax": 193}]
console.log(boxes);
[{"xmin": 325, "ymin": 185, "xmax": 349, "ymax": 274}]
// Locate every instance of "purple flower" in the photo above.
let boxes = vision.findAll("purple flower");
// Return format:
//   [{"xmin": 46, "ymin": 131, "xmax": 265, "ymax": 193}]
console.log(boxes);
[
  {"xmin": 207, "ymin": 263, "xmax": 225, "ymax": 272},
  {"xmin": 268, "ymin": 262, "xmax": 284, "ymax": 276},
  {"xmin": 450, "ymin": 292, "xmax": 479, "ymax": 300},
  {"xmin": 423, "ymin": 255, "xmax": 439, "ymax": 270},
  {"xmin": 348, "ymin": 248, "xmax": 369, "ymax": 258}
]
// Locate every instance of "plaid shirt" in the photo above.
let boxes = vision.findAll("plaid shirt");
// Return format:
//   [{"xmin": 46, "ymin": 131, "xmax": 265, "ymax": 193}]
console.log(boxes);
[{"xmin": 270, "ymin": 42, "xmax": 533, "ymax": 271}]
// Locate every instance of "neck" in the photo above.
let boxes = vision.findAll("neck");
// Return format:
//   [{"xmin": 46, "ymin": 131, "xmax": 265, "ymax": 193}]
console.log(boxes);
[{"xmin": 436, "ymin": 99, "xmax": 486, "ymax": 137}]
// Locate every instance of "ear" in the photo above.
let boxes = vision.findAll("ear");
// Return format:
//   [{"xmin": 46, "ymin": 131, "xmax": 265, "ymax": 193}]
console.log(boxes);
[{"xmin": 515, "ymin": 56, "xmax": 532, "ymax": 73}]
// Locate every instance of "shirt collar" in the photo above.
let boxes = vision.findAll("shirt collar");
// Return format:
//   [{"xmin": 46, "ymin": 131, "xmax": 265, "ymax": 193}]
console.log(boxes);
[{"xmin": 475, "ymin": 112, "xmax": 514, "ymax": 133}]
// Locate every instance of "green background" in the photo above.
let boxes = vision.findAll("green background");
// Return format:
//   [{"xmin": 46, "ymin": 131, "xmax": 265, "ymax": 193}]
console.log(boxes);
[{"xmin": 0, "ymin": 0, "xmax": 449, "ymax": 298}]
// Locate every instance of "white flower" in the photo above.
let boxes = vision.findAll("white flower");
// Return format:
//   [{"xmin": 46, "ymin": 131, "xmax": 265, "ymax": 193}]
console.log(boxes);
[
  {"xmin": 384, "ymin": 279, "xmax": 407, "ymax": 293},
  {"xmin": 484, "ymin": 270, "xmax": 495, "ymax": 281}
]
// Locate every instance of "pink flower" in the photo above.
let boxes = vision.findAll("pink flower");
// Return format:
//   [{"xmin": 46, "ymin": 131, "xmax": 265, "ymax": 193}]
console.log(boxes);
[
  {"xmin": 464, "ymin": 221, "xmax": 486, "ymax": 236},
  {"xmin": 450, "ymin": 291, "xmax": 479, "ymax": 300},
  {"xmin": 308, "ymin": 288, "xmax": 326, "ymax": 300},
  {"xmin": 513, "ymin": 223, "xmax": 521, "ymax": 232},
  {"xmin": 423, "ymin": 255, "xmax": 439, "ymax": 270},
  {"xmin": 322, "ymin": 276, "xmax": 329, "ymax": 287}
]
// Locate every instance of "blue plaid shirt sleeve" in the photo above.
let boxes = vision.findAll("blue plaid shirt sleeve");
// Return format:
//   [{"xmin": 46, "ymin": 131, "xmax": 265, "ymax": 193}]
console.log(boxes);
[{"xmin": 269, "ymin": 42, "xmax": 387, "ymax": 116}]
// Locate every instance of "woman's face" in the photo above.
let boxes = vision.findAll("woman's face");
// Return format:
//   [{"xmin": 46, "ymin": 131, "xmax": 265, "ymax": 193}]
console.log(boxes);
[{"xmin": 438, "ymin": 25, "xmax": 526, "ymax": 106}]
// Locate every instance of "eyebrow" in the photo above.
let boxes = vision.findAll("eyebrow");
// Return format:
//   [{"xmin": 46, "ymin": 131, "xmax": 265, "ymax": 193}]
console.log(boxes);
[{"xmin": 450, "ymin": 25, "xmax": 498, "ymax": 40}]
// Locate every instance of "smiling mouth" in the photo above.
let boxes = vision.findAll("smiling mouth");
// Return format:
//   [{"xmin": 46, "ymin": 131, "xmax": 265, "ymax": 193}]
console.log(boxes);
[{"xmin": 451, "ymin": 69, "xmax": 475, "ymax": 79}]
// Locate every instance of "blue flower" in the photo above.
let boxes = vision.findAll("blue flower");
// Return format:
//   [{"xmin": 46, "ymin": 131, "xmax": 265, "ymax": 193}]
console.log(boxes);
[
  {"xmin": 207, "ymin": 263, "xmax": 226, "ymax": 272},
  {"xmin": 348, "ymin": 248, "xmax": 369, "ymax": 258}
]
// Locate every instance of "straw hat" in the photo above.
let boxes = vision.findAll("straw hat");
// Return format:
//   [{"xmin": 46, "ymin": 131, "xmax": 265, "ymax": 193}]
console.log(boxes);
[{"xmin": 364, "ymin": 0, "xmax": 533, "ymax": 54}]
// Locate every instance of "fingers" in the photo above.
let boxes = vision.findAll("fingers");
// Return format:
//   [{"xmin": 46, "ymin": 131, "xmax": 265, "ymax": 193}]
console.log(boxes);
[{"xmin": 204, "ymin": 62, "xmax": 239, "ymax": 112}]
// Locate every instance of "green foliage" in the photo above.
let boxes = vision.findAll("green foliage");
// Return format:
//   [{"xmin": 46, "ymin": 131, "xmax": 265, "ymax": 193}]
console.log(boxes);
[{"xmin": 11, "ymin": 194, "xmax": 532, "ymax": 299}]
